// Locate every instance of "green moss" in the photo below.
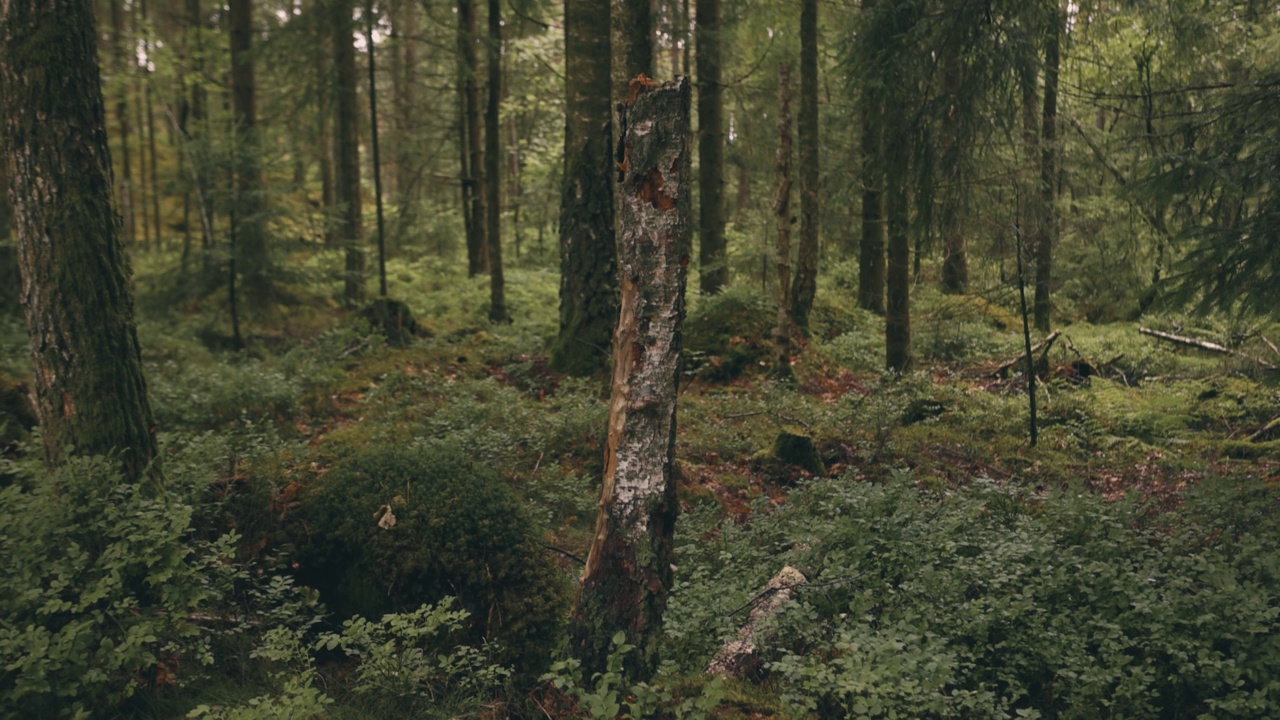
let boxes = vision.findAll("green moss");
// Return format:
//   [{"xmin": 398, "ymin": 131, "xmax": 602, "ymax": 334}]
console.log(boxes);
[{"xmin": 297, "ymin": 443, "xmax": 568, "ymax": 673}]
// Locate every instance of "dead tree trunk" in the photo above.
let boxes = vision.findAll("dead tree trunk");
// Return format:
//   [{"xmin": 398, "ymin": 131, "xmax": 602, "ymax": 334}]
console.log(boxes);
[{"xmin": 569, "ymin": 76, "xmax": 692, "ymax": 682}]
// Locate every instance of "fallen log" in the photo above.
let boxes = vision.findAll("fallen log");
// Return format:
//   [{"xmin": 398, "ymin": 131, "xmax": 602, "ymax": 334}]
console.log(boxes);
[
  {"xmin": 707, "ymin": 566, "xmax": 806, "ymax": 678},
  {"xmin": 1138, "ymin": 327, "xmax": 1276, "ymax": 370}
]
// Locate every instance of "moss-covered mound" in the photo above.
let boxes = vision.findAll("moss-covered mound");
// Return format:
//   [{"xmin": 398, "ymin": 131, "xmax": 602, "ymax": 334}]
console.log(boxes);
[{"xmin": 297, "ymin": 443, "xmax": 567, "ymax": 673}]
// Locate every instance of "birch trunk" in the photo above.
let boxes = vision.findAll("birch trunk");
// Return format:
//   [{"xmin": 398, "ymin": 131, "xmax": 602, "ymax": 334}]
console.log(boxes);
[{"xmin": 569, "ymin": 76, "xmax": 692, "ymax": 681}]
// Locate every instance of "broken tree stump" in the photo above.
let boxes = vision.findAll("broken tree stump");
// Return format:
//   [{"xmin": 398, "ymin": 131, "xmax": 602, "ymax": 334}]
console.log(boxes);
[{"xmin": 568, "ymin": 75, "xmax": 692, "ymax": 681}]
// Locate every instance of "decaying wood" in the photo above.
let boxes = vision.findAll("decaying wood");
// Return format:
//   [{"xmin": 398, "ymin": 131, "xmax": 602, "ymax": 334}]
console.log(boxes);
[
  {"xmin": 994, "ymin": 330, "xmax": 1061, "ymax": 378},
  {"xmin": 1249, "ymin": 416, "xmax": 1280, "ymax": 443},
  {"xmin": 707, "ymin": 566, "xmax": 806, "ymax": 677},
  {"xmin": 569, "ymin": 75, "xmax": 692, "ymax": 680},
  {"xmin": 1139, "ymin": 327, "xmax": 1276, "ymax": 369}
]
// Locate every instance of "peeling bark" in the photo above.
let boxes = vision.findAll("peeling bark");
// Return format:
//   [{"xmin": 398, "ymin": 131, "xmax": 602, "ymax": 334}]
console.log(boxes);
[{"xmin": 569, "ymin": 76, "xmax": 692, "ymax": 681}]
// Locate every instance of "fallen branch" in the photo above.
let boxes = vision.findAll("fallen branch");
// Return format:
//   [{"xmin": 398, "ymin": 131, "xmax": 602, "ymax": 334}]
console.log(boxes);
[
  {"xmin": 994, "ymin": 330, "xmax": 1061, "ymax": 378},
  {"xmin": 1262, "ymin": 335, "xmax": 1280, "ymax": 361},
  {"xmin": 1248, "ymin": 415, "xmax": 1280, "ymax": 443},
  {"xmin": 708, "ymin": 567, "xmax": 806, "ymax": 677},
  {"xmin": 1139, "ymin": 327, "xmax": 1275, "ymax": 369}
]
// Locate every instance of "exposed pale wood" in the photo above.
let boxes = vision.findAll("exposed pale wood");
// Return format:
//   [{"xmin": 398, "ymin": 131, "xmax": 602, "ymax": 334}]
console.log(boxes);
[
  {"xmin": 707, "ymin": 566, "xmax": 806, "ymax": 677},
  {"xmin": 569, "ymin": 76, "xmax": 692, "ymax": 680},
  {"xmin": 1139, "ymin": 327, "xmax": 1276, "ymax": 369}
]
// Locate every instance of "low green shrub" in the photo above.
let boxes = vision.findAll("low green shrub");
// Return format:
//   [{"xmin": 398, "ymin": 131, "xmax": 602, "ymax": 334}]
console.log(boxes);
[
  {"xmin": 296, "ymin": 443, "xmax": 568, "ymax": 674},
  {"xmin": 667, "ymin": 473, "xmax": 1280, "ymax": 719},
  {"xmin": 0, "ymin": 456, "xmax": 223, "ymax": 719},
  {"xmin": 684, "ymin": 286, "xmax": 774, "ymax": 381}
]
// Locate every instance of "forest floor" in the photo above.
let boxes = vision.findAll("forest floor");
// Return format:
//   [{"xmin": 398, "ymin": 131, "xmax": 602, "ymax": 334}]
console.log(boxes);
[{"xmin": 4, "ymin": 252, "xmax": 1278, "ymax": 718}]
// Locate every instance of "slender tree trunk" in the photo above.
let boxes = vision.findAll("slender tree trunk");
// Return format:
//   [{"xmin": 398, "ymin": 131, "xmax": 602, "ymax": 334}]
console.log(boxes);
[
  {"xmin": 316, "ymin": 13, "xmax": 338, "ymax": 246},
  {"xmin": 142, "ymin": 0, "xmax": 162, "ymax": 249},
  {"xmin": 485, "ymin": 0, "xmax": 506, "ymax": 321},
  {"xmin": 681, "ymin": 0, "xmax": 690, "ymax": 76},
  {"xmin": 858, "ymin": 93, "xmax": 885, "ymax": 312},
  {"xmin": 772, "ymin": 65, "xmax": 794, "ymax": 381},
  {"xmin": 884, "ymin": 106, "xmax": 911, "ymax": 372},
  {"xmin": 612, "ymin": 0, "xmax": 652, "ymax": 128},
  {"xmin": 696, "ymin": 0, "xmax": 726, "ymax": 293},
  {"xmin": 790, "ymin": 0, "xmax": 819, "ymax": 332},
  {"xmin": 366, "ymin": 0, "xmax": 388, "ymax": 297},
  {"xmin": 109, "ymin": 0, "xmax": 135, "ymax": 248},
  {"xmin": 1034, "ymin": 6, "xmax": 1061, "ymax": 332},
  {"xmin": 134, "ymin": 74, "xmax": 151, "ymax": 251},
  {"xmin": 392, "ymin": 0, "xmax": 417, "ymax": 206},
  {"xmin": 459, "ymin": 0, "xmax": 488, "ymax": 276},
  {"xmin": 938, "ymin": 44, "xmax": 968, "ymax": 294},
  {"xmin": 856, "ymin": 0, "xmax": 885, "ymax": 313},
  {"xmin": 569, "ymin": 77, "xmax": 691, "ymax": 681},
  {"xmin": 332, "ymin": 0, "xmax": 365, "ymax": 304},
  {"xmin": 230, "ymin": 0, "xmax": 269, "ymax": 299},
  {"xmin": 1, "ymin": 0, "xmax": 159, "ymax": 483},
  {"xmin": 550, "ymin": 0, "xmax": 615, "ymax": 375}
]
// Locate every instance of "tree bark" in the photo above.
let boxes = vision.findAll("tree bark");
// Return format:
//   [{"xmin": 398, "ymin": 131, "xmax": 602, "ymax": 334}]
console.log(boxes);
[
  {"xmin": 1034, "ymin": 5, "xmax": 1061, "ymax": 332},
  {"xmin": 391, "ymin": 0, "xmax": 417, "ymax": 205},
  {"xmin": 550, "ymin": 0, "xmax": 616, "ymax": 376},
  {"xmin": 857, "ymin": 0, "xmax": 884, "ymax": 314},
  {"xmin": 772, "ymin": 65, "xmax": 794, "ymax": 381},
  {"xmin": 366, "ymin": 0, "xmax": 387, "ymax": 297},
  {"xmin": 612, "ymin": 0, "xmax": 652, "ymax": 137},
  {"xmin": 1, "ymin": 0, "xmax": 159, "ymax": 483},
  {"xmin": 790, "ymin": 0, "xmax": 819, "ymax": 333},
  {"xmin": 230, "ymin": 0, "xmax": 269, "ymax": 299},
  {"xmin": 884, "ymin": 104, "xmax": 911, "ymax": 372},
  {"xmin": 485, "ymin": 0, "xmax": 506, "ymax": 321},
  {"xmin": 569, "ymin": 76, "xmax": 691, "ymax": 681},
  {"xmin": 332, "ymin": 0, "xmax": 365, "ymax": 304},
  {"xmin": 458, "ymin": 0, "xmax": 488, "ymax": 276},
  {"xmin": 109, "ymin": 0, "xmax": 135, "ymax": 247},
  {"xmin": 938, "ymin": 42, "xmax": 968, "ymax": 294},
  {"xmin": 695, "ymin": 0, "xmax": 726, "ymax": 293}
]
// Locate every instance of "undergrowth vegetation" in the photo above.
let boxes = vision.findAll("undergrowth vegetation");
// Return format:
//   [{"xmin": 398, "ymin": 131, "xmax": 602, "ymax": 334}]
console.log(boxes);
[{"xmin": 1, "ymin": 252, "xmax": 1278, "ymax": 719}]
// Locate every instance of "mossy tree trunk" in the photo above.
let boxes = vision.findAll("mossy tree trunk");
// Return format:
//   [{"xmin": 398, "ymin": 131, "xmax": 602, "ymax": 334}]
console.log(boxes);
[
  {"xmin": 772, "ymin": 64, "xmax": 794, "ymax": 381},
  {"xmin": 332, "ymin": 0, "xmax": 364, "ymax": 304},
  {"xmin": 569, "ymin": 77, "xmax": 692, "ymax": 681},
  {"xmin": 484, "ymin": 0, "xmax": 506, "ymax": 321},
  {"xmin": 696, "ymin": 0, "xmax": 726, "ymax": 293},
  {"xmin": 790, "ymin": 0, "xmax": 819, "ymax": 332},
  {"xmin": 551, "ymin": 0, "xmax": 616, "ymax": 375},
  {"xmin": 1, "ymin": 0, "xmax": 160, "ymax": 483}
]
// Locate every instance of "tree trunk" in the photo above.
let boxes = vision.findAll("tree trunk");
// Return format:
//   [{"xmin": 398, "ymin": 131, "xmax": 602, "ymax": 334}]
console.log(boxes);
[
  {"xmin": 695, "ymin": 0, "xmax": 726, "ymax": 293},
  {"xmin": 316, "ymin": 10, "xmax": 338, "ymax": 247},
  {"xmin": 857, "ymin": 0, "xmax": 885, "ymax": 314},
  {"xmin": 1034, "ymin": 6, "xmax": 1061, "ymax": 333},
  {"xmin": 938, "ymin": 43, "xmax": 968, "ymax": 294},
  {"xmin": 569, "ymin": 76, "xmax": 691, "ymax": 681},
  {"xmin": 612, "ymin": 0, "xmax": 652, "ymax": 135},
  {"xmin": 332, "ymin": 0, "xmax": 365, "ymax": 304},
  {"xmin": 1, "ymin": 0, "xmax": 159, "ymax": 483},
  {"xmin": 884, "ymin": 105, "xmax": 911, "ymax": 372},
  {"xmin": 790, "ymin": 0, "xmax": 819, "ymax": 333},
  {"xmin": 391, "ymin": 0, "xmax": 417, "ymax": 206},
  {"xmin": 772, "ymin": 65, "xmax": 794, "ymax": 381},
  {"xmin": 459, "ymin": 0, "xmax": 488, "ymax": 276},
  {"xmin": 485, "ymin": 0, "xmax": 506, "ymax": 321},
  {"xmin": 230, "ymin": 0, "xmax": 269, "ymax": 299},
  {"xmin": 550, "ymin": 0, "xmax": 615, "ymax": 376},
  {"xmin": 109, "ymin": 0, "xmax": 135, "ymax": 247},
  {"xmin": 366, "ymin": 0, "xmax": 388, "ymax": 297},
  {"xmin": 142, "ymin": 0, "xmax": 162, "ymax": 249}
]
